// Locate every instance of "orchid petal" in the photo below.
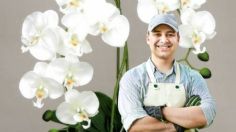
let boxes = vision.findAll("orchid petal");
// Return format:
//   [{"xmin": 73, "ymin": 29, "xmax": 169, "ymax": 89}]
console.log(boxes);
[
  {"xmin": 179, "ymin": 24, "xmax": 194, "ymax": 48},
  {"xmin": 56, "ymin": 102, "xmax": 77, "ymax": 125},
  {"xmin": 102, "ymin": 15, "xmax": 129, "ymax": 47},
  {"xmin": 65, "ymin": 89, "xmax": 80, "ymax": 103},
  {"xmin": 72, "ymin": 62, "xmax": 93, "ymax": 86},
  {"xmin": 180, "ymin": 8, "xmax": 195, "ymax": 25},
  {"xmin": 46, "ymin": 58, "xmax": 68, "ymax": 84},
  {"xmin": 189, "ymin": 0, "xmax": 206, "ymax": 9},
  {"xmin": 29, "ymin": 28, "xmax": 58, "ymax": 60},
  {"xmin": 79, "ymin": 91, "xmax": 99, "ymax": 116},
  {"xmin": 62, "ymin": 13, "xmax": 89, "ymax": 40},
  {"xmin": 43, "ymin": 10, "xmax": 59, "ymax": 27},
  {"xmin": 192, "ymin": 11, "xmax": 216, "ymax": 36},
  {"xmin": 193, "ymin": 45, "xmax": 206, "ymax": 54},
  {"xmin": 95, "ymin": 2, "xmax": 120, "ymax": 22},
  {"xmin": 82, "ymin": 119, "xmax": 91, "ymax": 129},
  {"xmin": 88, "ymin": 23, "xmax": 100, "ymax": 36},
  {"xmin": 80, "ymin": 40, "xmax": 92, "ymax": 54},
  {"xmin": 43, "ymin": 78, "xmax": 64, "ymax": 99},
  {"xmin": 33, "ymin": 62, "xmax": 48, "ymax": 76},
  {"xmin": 19, "ymin": 71, "xmax": 39, "ymax": 99},
  {"xmin": 33, "ymin": 100, "xmax": 44, "ymax": 108},
  {"xmin": 137, "ymin": 0, "xmax": 157, "ymax": 23},
  {"xmin": 65, "ymin": 55, "xmax": 80, "ymax": 63}
]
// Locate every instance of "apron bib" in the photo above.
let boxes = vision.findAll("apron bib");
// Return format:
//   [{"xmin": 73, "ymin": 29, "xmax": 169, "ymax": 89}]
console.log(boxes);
[{"xmin": 143, "ymin": 62, "xmax": 186, "ymax": 107}]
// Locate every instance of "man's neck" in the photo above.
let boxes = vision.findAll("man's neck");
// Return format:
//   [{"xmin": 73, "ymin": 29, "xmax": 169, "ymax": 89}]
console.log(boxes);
[{"xmin": 151, "ymin": 55, "xmax": 174, "ymax": 73}]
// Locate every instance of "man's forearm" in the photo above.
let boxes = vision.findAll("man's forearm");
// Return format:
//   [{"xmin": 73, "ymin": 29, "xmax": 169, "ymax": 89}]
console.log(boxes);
[
  {"xmin": 129, "ymin": 116, "xmax": 176, "ymax": 132},
  {"xmin": 162, "ymin": 106, "xmax": 207, "ymax": 128}
]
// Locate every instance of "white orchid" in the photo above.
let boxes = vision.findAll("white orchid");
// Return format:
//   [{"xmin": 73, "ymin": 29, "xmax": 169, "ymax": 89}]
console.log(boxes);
[
  {"xmin": 137, "ymin": 0, "xmax": 180, "ymax": 23},
  {"xmin": 21, "ymin": 10, "xmax": 60, "ymax": 61},
  {"xmin": 56, "ymin": 89, "xmax": 99, "ymax": 129},
  {"xmin": 55, "ymin": 0, "xmax": 106, "ymax": 15},
  {"xmin": 57, "ymin": 27, "xmax": 92, "ymax": 57},
  {"xmin": 19, "ymin": 62, "xmax": 64, "ymax": 108},
  {"xmin": 179, "ymin": 9, "xmax": 216, "ymax": 54},
  {"xmin": 88, "ymin": 2, "xmax": 129, "ymax": 47},
  {"xmin": 180, "ymin": 0, "xmax": 206, "ymax": 9},
  {"xmin": 46, "ymin": 58, "xmax": 93, "ymax": 90}
]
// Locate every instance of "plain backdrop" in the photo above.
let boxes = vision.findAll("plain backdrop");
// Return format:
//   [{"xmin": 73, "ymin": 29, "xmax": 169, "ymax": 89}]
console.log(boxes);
[{"xmin": 0, "ymin": 0, "xmax": 235, "ymax": 131}]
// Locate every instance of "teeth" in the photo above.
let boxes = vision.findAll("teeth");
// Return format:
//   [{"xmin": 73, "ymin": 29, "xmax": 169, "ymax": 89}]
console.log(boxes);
[{"xmin": 156, "ymin": 45, "xmax": 172, "ymax": 48}]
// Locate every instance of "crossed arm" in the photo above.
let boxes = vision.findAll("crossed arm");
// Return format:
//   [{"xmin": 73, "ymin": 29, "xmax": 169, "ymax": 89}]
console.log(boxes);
[
  {"xmin": 129, "ymin": 106, "xmax": 206, "ymax": 132},
  {"xmin": 129, "ymin": 116, "xmax": 176, "ymax": 132},
  {"xmin": 162, "ymin": 106, "xmax": 206, "ymax": 128}
]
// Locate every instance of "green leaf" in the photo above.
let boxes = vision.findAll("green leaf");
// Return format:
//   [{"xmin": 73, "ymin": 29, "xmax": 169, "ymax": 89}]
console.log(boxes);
[
  {"xmin": 197, "ymin": 52, "xmax": 209, "ymax": 62},
  {"xmin": 199, "ymin": 67, "xmax": 212, "ymax": 79},
  {"xmin": 42, "ymin": 110, "xmax": 67, "ymax": 125},
  {"xmin": 48, "ymin": 128, "xmax": 67, "ymax": 132}
]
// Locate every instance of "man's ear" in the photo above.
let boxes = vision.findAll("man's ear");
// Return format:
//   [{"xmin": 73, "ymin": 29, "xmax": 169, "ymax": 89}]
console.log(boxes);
[
  {"xmin": 177, "ymin": 33, "xmax": 180, "ymax": 42},
  {"xmin": 177, "ymin": 32, "xmax": 180, "ymax": 45},
  {"xmin": 146, "ymin": 32, "xmax": 150, "ymax": 45}
]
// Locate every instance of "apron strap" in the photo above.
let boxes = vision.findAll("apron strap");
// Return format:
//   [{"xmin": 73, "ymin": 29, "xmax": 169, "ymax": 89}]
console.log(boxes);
[
  {"xmin": 146, "ymin": 62, "xmax": 156, "ymax": 83},
  {"xmin": 175, "ymin": 63, "xmax": 181, "ymax": 84}
]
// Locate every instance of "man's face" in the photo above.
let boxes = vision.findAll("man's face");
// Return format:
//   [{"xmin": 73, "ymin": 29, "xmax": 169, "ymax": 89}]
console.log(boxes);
[{"xmin": 146, "ymin": 24, "xmax": 179, "ymax": 60}]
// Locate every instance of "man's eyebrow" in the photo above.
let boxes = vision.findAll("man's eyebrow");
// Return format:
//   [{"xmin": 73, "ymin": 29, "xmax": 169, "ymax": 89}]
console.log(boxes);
[{"xmin": 152, "ymin": 30, "xmax": 176, "ymax": 33}]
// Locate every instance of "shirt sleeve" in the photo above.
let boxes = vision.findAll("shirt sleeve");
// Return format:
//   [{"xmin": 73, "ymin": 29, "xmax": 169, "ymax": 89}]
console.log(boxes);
[
  {"xmin": 118, "ymin": 71, "xmax": 148, "ymax": 131},
  {"xmin": 189, "ymin": 70, "xmax": 216, "ymax": 127}
]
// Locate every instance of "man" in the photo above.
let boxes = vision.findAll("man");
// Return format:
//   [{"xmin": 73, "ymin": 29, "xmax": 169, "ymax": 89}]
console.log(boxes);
[{"xmin": 118, "ymin": 14, "xmax": 216, "ymax": 132}]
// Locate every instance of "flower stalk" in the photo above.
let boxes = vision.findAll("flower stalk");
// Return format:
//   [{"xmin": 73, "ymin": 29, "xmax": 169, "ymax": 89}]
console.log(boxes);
[
  {"xmin": 111, "ymin": 0, "xmax": 129, "ymax": 131},
  {"xmin": 177, "ymin": 48, "xmax": 199, "ymax": 71},
  {"xmin": 111, "ymin": 43, "xmax": 128, "ymax": 132}
]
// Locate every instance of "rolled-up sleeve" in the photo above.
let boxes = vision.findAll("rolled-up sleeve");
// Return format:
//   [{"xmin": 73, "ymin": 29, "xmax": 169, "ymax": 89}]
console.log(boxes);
[
  {"xmin": 118, "ymin": 71, "xmax": 147, "ymax": 131},
  {"xmin": 190, "ymin": 71, "xmax": 216, "ymax": 127}
]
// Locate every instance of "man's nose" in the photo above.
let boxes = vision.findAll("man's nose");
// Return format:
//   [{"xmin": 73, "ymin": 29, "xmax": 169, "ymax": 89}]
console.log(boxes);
[{"xmin": 159, "ymin": 36, "xmax": 167, "ymax": 44}]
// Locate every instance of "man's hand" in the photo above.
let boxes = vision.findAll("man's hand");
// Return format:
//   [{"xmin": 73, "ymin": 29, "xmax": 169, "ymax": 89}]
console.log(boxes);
[
  {"xmin": 143, "ymin": 105, "xmax": 166, "ymax": 121},
  {"xmin": 144, "ymin": 105, "xmax": 185, "ymax": 132},
  {"xmin": 174, "ymin": 123, "xmax": 185, "ymax": 132}
]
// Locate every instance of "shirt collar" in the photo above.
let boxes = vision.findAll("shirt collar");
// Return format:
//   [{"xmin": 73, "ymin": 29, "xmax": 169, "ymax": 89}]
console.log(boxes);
[{"xmin": 147, "ymin": 57, "xmax": 177, "ymax": 76}]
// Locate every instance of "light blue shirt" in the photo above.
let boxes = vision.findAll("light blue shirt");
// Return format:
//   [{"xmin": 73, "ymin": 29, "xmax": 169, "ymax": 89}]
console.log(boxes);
[{"xmin": 118, "ymin": 58, "xmax": 216, "ymax": 131}]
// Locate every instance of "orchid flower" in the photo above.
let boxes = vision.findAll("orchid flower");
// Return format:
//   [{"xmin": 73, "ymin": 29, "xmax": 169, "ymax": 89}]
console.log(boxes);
[
  {"xmin": 137, "ymin": 0, "xmax": 180, "ymax": 23},
  {"xmin": 55, "ymin": 0, "xmax": 106, "ymax": 15},
  {"xmin": 180, "ymin": 0, "xmax": 206, "ymax": 9},
  {"xmin": 21, "ymin": 10, "xmax": 60, "ymax": 61},
  {"xmin": 179, "ymin": 9, "xmax": 216, "ymax": 54},
  {"xmin": 88, "ymin": 2, "xmax": 130, "ymax": 47},
  {"xmin": 46, "ymin": 58, "xmax": 93, "ymax": 90},
  {"xmin": 56, "ymin": 89, "xmax": 99, "ymax": 129},
  {"xmin": 57, "ymin": 27, "xmax": 92, "ymax": 57},
  {"xmin": 19, "ymin": 62, "xmax": 64, "ymax": 108}
]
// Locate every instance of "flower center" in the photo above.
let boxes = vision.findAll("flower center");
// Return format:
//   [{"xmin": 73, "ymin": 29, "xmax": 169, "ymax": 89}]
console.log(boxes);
[
  {"xmin": 160, "ymin": 5, "xmax": 169, "ymax": 14},
  {"xmin": 73, "ymin": 108, "xmax": 89, "ymax": 122},
  {"xmin": 192, "ymin": 33, "xmax": 201, "ymax": 45},
  {"xmin": 70, "ymin": 34, "xmax": 80, "ymax": 47},
  {"xmin": 69, "ymin": 0, "xmax": 80, "ymax": 8},
  {"xmin": 35, "ymin": 86, "xmax": 47, "ymax": 100},
  {"xmin": 181, "ymin": 0, "xmax": 190, "ymax": 6},
  {"xmin": 30, "ymin": 35, "xmax": 40, "ymax": 45},
  {"xmin": 99, "ymin": 24, "xmax": 108, "ymax": 33},
  {"xmin": 64, "ymin": 73, "xmax": 75, "ymax": 89}
]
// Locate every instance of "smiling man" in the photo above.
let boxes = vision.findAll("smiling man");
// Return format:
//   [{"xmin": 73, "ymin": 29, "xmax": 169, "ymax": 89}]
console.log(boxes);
[{"xmin": 118, "ymin": 14, "xmax": 216, "ymax": 132}]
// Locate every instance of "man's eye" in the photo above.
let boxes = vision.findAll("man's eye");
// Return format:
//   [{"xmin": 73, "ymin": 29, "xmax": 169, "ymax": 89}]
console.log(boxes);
[
  {"xmin": 154, "ymin": 33, "xmax": 161, "ymax": 36},
  {"xmin": 167, "ymin": 33, "xmax": 175, "ymax": 37}
]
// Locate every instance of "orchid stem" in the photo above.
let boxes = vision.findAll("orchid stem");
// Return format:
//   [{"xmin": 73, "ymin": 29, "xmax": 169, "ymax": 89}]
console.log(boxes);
[
  {"xmin": 111, "ymin": 43, "xmax": 128, "ymax": 132},
  {"xmin": 177, "ymin": 48, "xmax": 199, "ymax": 71},
  {"xmin": 117, "ymin": 48, "xmax": 120, "ymax": 79},
  {"xmin": 112, "ymin": 0, "xmax": 129, "ymax": 132}
]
